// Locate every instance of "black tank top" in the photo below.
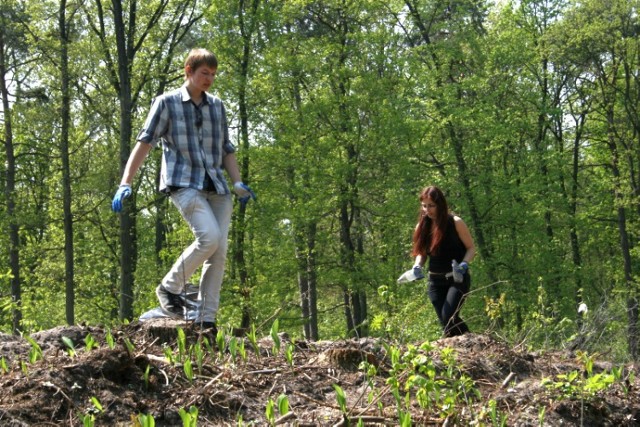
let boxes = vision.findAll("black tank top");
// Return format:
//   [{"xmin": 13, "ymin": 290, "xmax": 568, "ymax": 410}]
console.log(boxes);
[{"xmin": 428, "ymin": 215, "xmax": 466, "ymax": 273}]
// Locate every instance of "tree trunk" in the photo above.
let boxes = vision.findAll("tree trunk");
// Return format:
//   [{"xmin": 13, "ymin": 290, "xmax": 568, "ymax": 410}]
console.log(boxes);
[
  {"xmin": 234, "ymin": 0, "xmax": 260, "ymax": 330},
  {"xmin": 0, "ymin": 31, "xmax": 22, "ymax": 334},
  {"xmin": 605, "ymin": 108, "xmax": 638, "ymax": 359},
  {"xmin": 59, "ymin": 0, "xmax": 75, "ymax": 326},
  {"xmin": 112, "ymin": 0, "xmax": 136, "ymax": 321},
  {"xmin": 295, "ymin": 222, "xmax": 318, "ymax": 340}
]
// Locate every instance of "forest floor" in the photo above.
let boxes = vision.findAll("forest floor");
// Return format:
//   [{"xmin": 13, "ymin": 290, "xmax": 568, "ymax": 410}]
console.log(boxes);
[{"xmin": 0, "ymin": 320, "xmax": 639, "ymax": 426}]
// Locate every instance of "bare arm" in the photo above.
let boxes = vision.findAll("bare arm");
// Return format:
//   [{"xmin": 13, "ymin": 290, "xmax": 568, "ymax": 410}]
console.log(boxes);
[
  {"xmin": 223, "ymin": 152, "xmax": 242, "ymax": 184},
  {"xmin": 119, "ymin": 141, "xmax": 152, "ymax": 186},
  {"xmin": 454, "ymin": 216, "xmax": 476, "ymax": 264}
]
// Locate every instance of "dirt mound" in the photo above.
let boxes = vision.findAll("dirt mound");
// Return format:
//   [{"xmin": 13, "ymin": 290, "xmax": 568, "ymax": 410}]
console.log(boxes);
[{"xmin": 0, "ymin": 321, "xmax": 638, "ymax": 426}]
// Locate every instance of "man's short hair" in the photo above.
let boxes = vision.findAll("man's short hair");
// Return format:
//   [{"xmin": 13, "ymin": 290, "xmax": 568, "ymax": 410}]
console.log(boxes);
[{"xmin": 184, "ymin": 48, "xmax": 218, "ymax": 76}]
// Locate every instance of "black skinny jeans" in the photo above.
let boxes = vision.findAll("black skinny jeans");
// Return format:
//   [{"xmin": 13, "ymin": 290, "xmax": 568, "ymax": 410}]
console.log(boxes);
[{"xmin": 427, "ymin": 273, "xmax": 470, "ymax": 337}]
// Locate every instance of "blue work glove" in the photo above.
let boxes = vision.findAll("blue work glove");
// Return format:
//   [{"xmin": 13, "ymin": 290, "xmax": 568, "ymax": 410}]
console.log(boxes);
[
  {"xmin": 233, "ymin": 182, "xmax": 256, "ymax": 207},
  {"xmin": 451, "ymin": 260, "xmax": 468, "ymax": 283},
  {"xmin": 111, "ymin": 184, "xmax": 132, "ymax": 212}
]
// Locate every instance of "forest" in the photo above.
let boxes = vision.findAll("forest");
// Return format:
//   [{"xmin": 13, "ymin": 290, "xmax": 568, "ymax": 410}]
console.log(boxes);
[{"xmin": 1, "ymin": 0, "xmax": 639, "ymax": 364}]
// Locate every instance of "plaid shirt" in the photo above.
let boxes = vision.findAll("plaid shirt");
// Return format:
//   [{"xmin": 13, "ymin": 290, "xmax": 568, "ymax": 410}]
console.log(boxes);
[{"xmin": 136, "ymin": 85, "xmax": 236, "ymax": 193}]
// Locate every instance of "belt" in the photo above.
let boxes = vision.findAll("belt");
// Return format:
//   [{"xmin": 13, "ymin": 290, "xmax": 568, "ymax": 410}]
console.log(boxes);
[{"xmin": 429, "ymin": 271, "xmax": 454, "ymax": 279}]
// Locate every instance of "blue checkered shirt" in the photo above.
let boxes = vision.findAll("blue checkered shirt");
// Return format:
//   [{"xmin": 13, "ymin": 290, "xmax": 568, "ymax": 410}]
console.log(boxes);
[{"xmin": 136, "ymin": 85, "xmax": 236, "ymax": 193}]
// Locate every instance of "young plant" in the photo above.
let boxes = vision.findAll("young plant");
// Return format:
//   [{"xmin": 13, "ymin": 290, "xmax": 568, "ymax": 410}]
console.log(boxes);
[
  {"xmin": 216, "ymin": 328, "xmax": 226, "ymax": 359},
  {"xmin": 193, "ymin": 341, "xmax": 205, "ymax": 375},
  {"xmin": 238, "ymin": 339, "xmax": 247, "ymax": 362},
  {"xmin": 137, "ymin": 413, "xmax": 156, "ymax": 427},
  {"xmin": 270, "ymin": 319, "xmax": 281, "ymax": 355},
  {"xmin": 398, "ymin": 411, "xmax": 412, "ymax": 427},
  {"xmin": 0, "ymin": 356, "xmax": 8, "ymax": 374},
  {"xmin": 538, "ymin": 406, "xmax": 546, "ymax": 427},
  {"xmin": 333, "ymin": 384, "xmax": 348, "ymax": 415},
  {"xmin": 247, "ymin": 324, "xmax": 260, "ymax": 358},
  {"xmin": 143, "ymin": 364, "xmax": 151, "ymax": 390},
  {"xmin": 178, "ymin": 406, "xmax": 198, "ymax": 427},
  {"xmin": 90, "ymin": 396, "xmax": 104, "ymax": 414},
  {"xmin": 183, "ymin": 358, "xmax": 194, "ymax": 383},
  {"xmin": 284, "ymin": 342, "xmax": 295, "ymax": 367},
  {"xmin": 61, "ymin": 336, "xmax": 77, "ymax": 358},
  {"xmin": 123, "ymin": 337, "xmax": 135, "ymax": 355},
  {"xmin": 25, "ymin": 336, "xmax": 43, "ymax": 363},
  {"xmin": 78, "ymin": 413, "xmax": 95, "ymax": 427},
  {"xmin": 277, "ymin": 394, "xmax": 290, "ymax": 416},
  {"xmin": 84, "ymin": 334, "xmax": 99, "ymax": 352},
  {"xmin": 228, "ymin": 336, "xmax": 238, "ymax": 362},
  {"xmin": 163, "ymin": 345, "xmax": 176, "ymax": 365},
  {"xmin": 176, "ymin": 328, "xmax": 187, "ymax": 363},
  {"xmin": 105, "ymin": 329, "xmax": 115, "ymax": 350},
  {"xmin": 265, "ymin": 398, "xmax": 276, "ymax": 426}
]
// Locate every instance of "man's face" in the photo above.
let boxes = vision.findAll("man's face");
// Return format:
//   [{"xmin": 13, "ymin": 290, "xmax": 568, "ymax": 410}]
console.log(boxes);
[{"xmin": 188, "ymin": 65, "xmax": 217, "ymax": 93}]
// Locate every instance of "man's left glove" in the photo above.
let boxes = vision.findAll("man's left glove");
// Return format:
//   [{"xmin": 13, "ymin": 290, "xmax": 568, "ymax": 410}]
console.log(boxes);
[
  {"xmin": 112, "ymin": 185, "xmax": 132, "ymax": 212},
  {"xmin": 233, "ymin": 182, "xmax": 256, "ymax": 207}
]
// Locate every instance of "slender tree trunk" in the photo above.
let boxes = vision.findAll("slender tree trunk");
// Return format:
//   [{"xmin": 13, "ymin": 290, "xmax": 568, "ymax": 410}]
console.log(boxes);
[
  {"xmin": 306, "ymin": 222, "xmax": 318, "ymax": 340},
  {"xmin": 568, "ymin": 111, "xmax": 586, "ymax": 325},
  {"xmin": 234, "ymin": 0, "xmax": 260, "ymax": 330},
  {"xmin": 0, "ymin": 32, "xmax": 22, "ymax": 334},
  {"xmin": 59, "ymin": 0, "xmax": 75, "ymax": 325},
  {"xmin": 295, "ymin": 224, "xmax": 318, "ymax": 340},
  {"xmin": 112, "ymin": 0, "xmax": 136, "ymax": 321},
  {"xmin": 605, "ymin": 108, "xmax": 638, "ymax": 359}
]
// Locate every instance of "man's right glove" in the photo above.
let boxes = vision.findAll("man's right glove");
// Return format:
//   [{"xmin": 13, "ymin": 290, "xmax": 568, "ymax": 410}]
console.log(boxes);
[
  {"xmin": 111, "ymin": 184, "xmax": 132, "ymax": 212},
  {"xmin": 397, "ymin": 265, "xmax": 425, "ymax": 283}
]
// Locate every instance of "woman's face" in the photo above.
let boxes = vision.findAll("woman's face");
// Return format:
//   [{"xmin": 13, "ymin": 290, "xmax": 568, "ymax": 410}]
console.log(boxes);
[{"xmin": 421, "ymin": 197, "xmax": 437, "ymax": 219}]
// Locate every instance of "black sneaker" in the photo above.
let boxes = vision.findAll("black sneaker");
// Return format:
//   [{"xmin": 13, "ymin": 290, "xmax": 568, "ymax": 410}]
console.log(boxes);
[{"xmin": 156, "ymin": 285, "xmax": 185, "ymax": 318}]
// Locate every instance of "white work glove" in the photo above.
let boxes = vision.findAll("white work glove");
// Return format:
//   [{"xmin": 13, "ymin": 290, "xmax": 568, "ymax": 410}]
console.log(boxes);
[{"xmin": 397, "ymin": 265, "xmax": 425, "ymax": 283}]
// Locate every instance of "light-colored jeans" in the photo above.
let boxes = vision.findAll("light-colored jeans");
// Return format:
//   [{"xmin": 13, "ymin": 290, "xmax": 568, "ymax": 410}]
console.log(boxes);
[{"xmin": 162, "ymin": 188, "xmax": 233, "ymax": 322}]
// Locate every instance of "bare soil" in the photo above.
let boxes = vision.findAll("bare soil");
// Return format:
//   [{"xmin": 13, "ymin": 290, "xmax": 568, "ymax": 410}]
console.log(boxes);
[{"xmin": 0, "ymin": 320, "xmax": 638, "ymax": 426}]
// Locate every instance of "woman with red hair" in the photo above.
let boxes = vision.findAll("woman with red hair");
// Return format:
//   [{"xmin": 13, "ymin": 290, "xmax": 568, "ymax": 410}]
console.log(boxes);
[{"xmin": 409, "ymin": 186, "xmax": 476, "ymax": 337}]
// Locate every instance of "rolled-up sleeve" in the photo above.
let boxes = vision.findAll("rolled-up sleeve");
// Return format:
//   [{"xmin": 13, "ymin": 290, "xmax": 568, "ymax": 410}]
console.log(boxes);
[{"xmin": 136, "ymin": 97, "xmax": 168, "ymax": 148}]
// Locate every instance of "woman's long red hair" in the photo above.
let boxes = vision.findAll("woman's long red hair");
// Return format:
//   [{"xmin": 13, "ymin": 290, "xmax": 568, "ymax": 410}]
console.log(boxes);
[{"xmin": 411, "ymin": 186, "xmax": 450, "ymax": 258}]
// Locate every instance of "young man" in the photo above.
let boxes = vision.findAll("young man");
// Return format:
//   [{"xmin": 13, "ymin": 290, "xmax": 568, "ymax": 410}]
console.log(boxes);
[{"xmin": 112, "ymin": 48, "xmax": 255, "ymax": 334}]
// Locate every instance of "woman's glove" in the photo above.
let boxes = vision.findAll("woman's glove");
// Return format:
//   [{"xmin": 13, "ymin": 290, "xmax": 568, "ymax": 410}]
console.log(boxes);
[
  {"xmin": 397, "ymin": 265, "xmax": 424, "ymax": 283},
  {"xmin": 451, "ymin": 260, "xmax": 468, "ymax": 283}
]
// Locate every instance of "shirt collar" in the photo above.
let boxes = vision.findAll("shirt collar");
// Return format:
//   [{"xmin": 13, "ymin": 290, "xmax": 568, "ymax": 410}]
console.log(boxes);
[{"xmin": 180, "ymin": 85, "xmax": 210, "ymax": 105}]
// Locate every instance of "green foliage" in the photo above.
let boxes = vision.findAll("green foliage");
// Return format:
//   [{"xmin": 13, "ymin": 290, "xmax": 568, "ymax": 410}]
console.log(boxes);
[
  {"xmin": 541, "ymin": 351, "xmax": 620, "ymax": 401},
  {"xmin": 0, "ymin": 0, "xmax": 639, "ymax": 363}
]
